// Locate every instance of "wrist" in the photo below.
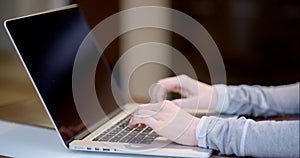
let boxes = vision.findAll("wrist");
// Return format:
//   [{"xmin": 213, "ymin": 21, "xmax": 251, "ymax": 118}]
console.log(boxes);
[
  {"xmin": 212, "ymin": 84, "xmax": 229, "ymax": 113},
  {"xmin": 191, "ymin": 117, "xmax": 200, "ymax": 146}
]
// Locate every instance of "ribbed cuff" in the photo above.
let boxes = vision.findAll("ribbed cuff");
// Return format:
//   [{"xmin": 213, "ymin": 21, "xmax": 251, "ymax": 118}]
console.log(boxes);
[
  {"xmin": 212, "ymin": 84, "xmax": 229, "ymax": 113},
  {"xmin": 239, "ymin": 118, "xmax": 250, "ymax": 156},
  {"xmin": 196, "ymin": 116, "xmax": 215, "ymax": 148}
]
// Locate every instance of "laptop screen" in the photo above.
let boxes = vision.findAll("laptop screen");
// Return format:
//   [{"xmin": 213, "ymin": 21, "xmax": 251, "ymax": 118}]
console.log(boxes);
[{"xmin": 5, "ymin": 5, "xmax": 123, "ymax": 145}]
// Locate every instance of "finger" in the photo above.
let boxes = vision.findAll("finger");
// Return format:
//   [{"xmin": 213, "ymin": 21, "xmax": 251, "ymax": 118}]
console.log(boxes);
[
  {"xmin": 157, "ymin": 76, "xmax": 182, "ymax": 92},
  {"xmin": 149, "ymin": 83, "xmax": 167, "ymax": 103},
  {"xmin": 129, "ymin": 115, "xmax": 159, "ymax": 129},
  {"xmin": 151, "ymin": 75, "xmax": 196, "ymax": 103},
  {"xmin": 158, "ymin": 75, "xmax": 195, "ymax": 97},
  {"xmin": 140, "ymin": 123, "xmax": 147, "ymax": 128}
]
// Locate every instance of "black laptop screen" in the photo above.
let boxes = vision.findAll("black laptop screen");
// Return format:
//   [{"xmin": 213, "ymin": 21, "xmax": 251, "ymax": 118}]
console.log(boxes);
[{"xmin": 5, "ymin": 6, "xmax": 122, "ymax": 145}]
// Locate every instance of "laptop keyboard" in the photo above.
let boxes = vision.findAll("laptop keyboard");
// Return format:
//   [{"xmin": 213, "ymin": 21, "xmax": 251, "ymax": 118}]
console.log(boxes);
[{"xmin": 92, "ymin": 115, "xmax": 159, "ymax": 144}]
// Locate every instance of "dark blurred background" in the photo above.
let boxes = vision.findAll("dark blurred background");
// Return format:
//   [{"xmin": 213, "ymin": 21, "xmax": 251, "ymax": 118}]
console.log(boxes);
[
  {"xmin": 171, "ymin": 0, "xmax": 300, "ymax": 85},
  {"xmin": 76, "ymin": 0, "xmax": 300, "ymax": 85}
]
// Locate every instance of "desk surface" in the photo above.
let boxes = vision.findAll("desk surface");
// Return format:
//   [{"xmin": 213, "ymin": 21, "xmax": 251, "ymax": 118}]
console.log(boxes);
[{"xmin": 0, "ymin": 120, "xmax": 167, "ymax": 158}]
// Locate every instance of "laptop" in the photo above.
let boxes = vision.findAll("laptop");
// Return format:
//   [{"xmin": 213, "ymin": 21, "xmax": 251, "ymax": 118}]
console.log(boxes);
[{"xmin": 4, "ymin": 4, "xmax": 212, "ymax": 157}]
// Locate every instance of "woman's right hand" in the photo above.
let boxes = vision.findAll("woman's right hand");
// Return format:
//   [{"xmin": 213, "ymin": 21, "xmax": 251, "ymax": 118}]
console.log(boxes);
[{"xmin": 150, "ymin": 74, "xmax": 217, "ymax": 110}]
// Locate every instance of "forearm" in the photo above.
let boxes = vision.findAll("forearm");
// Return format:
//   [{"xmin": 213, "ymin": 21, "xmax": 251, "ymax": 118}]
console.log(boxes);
[
  {"xmin": 213, "ymin": 83, "xmax": 299, "ymax": 117},
  {"xmin": 196, "ymin": 116, "xmax": 300, "ymax": 157}
]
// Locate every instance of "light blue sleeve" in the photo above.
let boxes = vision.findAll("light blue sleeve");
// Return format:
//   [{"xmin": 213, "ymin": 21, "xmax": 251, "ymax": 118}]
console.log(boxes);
[
  {"xmin": 196, "ymin": 116, "xmax": 300, "ymax": 157},
  {"xmin": 195, "ymin": 83, "xmax": 300, "ymax": 156},
  {"xmin": 213, "ymin": 82, "xmax": 299, "ymax": 117}
]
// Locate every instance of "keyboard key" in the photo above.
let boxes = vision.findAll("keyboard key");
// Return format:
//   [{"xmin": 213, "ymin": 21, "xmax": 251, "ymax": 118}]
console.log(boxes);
[
  {"xmin": 140, "ymin": 138, "xmax": 155, "ymax": 144},
  {"xmin": 99, "ymin": 136, "xmax": 111, "ymax": 141},
  {"xmin": 93, "ymin": 115, "xmax": 159, "ymax": 144},
  {"xmin": 119, "ymin": 137, "xmax": 133, "ymax": 143},
  {"xmin": 129, "ymin": 138, "xmax": 142, "ymax": 144}
]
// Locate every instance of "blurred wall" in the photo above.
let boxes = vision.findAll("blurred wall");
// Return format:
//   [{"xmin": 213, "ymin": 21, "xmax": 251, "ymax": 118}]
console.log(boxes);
[
  {"xmin": 0, "ymin": 0, "xmax": 70, "ymax": 54},
  {"xmin": 119, "ymin": 0, "xmax": 172, "ymax": 102}
]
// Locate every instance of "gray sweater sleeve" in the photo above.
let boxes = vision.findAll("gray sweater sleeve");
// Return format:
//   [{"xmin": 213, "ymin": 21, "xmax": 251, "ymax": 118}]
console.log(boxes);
[
  {"xmin": 196, "ymin": 83, "xmax": 300, "ymax": 156},
  {"xmin": 213, "ymin": 82, "xmax": 299, "ymax": 117},
  {"xmin": 196, "ymin": 116, "xmax": 300, "ymax": 157}
]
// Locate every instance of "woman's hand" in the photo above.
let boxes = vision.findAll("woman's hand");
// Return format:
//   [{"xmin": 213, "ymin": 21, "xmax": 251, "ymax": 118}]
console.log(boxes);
[
  {"xmin": 129, "ymin": 100, "xmax": 200, "ymax": 146},
  {"xmin": 150, "ymin": 74, "xmax": 216, "ymax": 110}
]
